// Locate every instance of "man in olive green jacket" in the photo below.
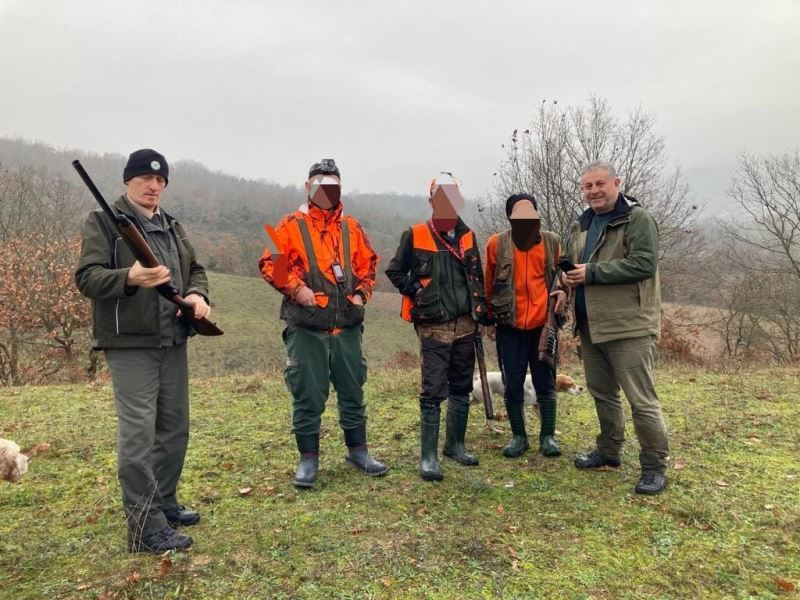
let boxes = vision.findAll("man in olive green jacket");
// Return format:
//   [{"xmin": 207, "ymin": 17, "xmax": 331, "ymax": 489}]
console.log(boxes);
[
  {"xmin": 562, "ymin": 160, "xmax": 669, "ymax": 495},
  {"xmin": 75, "ymin": 149, "xmax": 210, "ymax": 552}
]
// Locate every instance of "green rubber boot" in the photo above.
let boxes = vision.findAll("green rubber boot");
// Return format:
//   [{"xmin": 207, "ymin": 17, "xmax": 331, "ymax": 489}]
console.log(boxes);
[
  {"xmin": 503, "ymin": 400, "xmax": 530, "ymax": 458},
  {"xmin": 443, "ymin": 395, "xmax": 479, "ymax": 466},
  {"xmin": 538, "ymin": 396, "xmax": 561, "ymax": 457},
  {"xmin": 419, "ymin": 404, "xmax": 443, "ymax": 481}
]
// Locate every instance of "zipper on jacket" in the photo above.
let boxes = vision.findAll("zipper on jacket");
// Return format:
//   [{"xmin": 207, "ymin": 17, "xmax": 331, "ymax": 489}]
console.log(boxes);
[{"xmin": 113, "ymin": 238, "xmax": 120, "ymax": 335}]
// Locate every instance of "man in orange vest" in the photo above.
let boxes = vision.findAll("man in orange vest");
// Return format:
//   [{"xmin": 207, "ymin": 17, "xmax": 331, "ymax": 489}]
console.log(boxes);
[
  {"xmin": 385, "ymin": 176, "xmax": 491, "ymax": 481},
  {"xmin": 484, "ymin": 193, "xmax": 568, "ymax": 459},
  {"xmin": 259, "ymin": 159, "xmax": 388, "ymax": 489}
]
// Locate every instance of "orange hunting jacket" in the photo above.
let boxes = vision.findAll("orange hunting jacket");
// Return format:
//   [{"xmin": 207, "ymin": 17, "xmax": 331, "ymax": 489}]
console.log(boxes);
[
  {"xmin": 259, "ymin": 201, "xmax": 378, "ymax": 303},
  {"xmin": 485, "ymin": 234, "xmax": 560, "ymax": 330}
]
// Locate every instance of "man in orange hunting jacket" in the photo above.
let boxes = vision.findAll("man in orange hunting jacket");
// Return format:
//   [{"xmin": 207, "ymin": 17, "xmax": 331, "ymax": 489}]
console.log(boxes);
[
  {"xmin": 259, "ymin": 158, "xmax": 388, "ymax": 489},
  {"xmin": 484, "ymin": 193, "xmax": 567, "ymax": 459}
]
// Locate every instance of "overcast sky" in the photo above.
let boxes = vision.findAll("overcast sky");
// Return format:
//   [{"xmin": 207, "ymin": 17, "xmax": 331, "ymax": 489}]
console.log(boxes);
[{"xmin": 1, "ymin": 0, "xmax": 798, "ymax": 209}]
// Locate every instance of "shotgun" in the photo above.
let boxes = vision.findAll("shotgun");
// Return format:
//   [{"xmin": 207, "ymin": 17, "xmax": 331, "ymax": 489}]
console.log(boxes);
[
  {"xmin": 474, "ymin": 331, "xmax": 495, "ymax": 421},
  {"xmin": 537, "ymin": 266, "xmax": 567, "ymax": 370},
  {"xmin": 72, "ymin": 159, "xmax": 223, "ymax": 336}
]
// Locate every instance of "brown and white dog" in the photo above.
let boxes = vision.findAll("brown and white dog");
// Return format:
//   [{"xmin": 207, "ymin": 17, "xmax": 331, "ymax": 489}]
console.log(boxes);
[
  {"xmin": 0, "ymin": 439, "xmax": 29, "ymax": 483},
  {"xmin": 471, "ymin": 372, "xmax": 584, "ymax": 427}
]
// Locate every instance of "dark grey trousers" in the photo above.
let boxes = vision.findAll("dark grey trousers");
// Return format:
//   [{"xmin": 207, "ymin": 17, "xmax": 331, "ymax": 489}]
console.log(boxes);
[
  {"xmin": 579, "ymin": 331, "xmax": 670, "ymax": 473},
  {"xmin": 105, "ymin": 344, "xmax": 189, "ymax": 537}
]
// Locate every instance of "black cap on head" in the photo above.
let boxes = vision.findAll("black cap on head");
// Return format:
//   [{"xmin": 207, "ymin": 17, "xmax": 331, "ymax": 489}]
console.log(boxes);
[
  {"xmin": 505, "ymin": 193, "xmax": 538, "ymax": 218},
  {"xmin": 123, "ymin": 149, "xmax": 169, "ymax": 185},
  {"xmin": 308, "ymin": 158, "xmax": 340, "ymax": 179}
]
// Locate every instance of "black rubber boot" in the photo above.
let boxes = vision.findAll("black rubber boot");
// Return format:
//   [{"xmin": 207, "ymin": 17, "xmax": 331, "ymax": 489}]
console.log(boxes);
[
  {"xmin": 293, "ymin": 433, "xmax": 320, "ymax": 489},
  {"xmin": 538, "ymin": 396, "xmax": 561, "ymax": 457},
  {"xmin": 343, "ymin": 423, "xmax": 389, "ymax": 476},
  {"xmin": 419, "ymin": 403, "xmax": 443, "ymax": 481},
  {"xmin": 443, "ymin": 395, "xmax": 479, "ymax": 466},
  {"xmin": 503, "ymin": 400, "xmax": 530, "ymax": 458}
]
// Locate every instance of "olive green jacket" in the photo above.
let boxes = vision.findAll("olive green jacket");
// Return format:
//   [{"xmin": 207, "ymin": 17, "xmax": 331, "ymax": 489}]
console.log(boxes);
[
  {"xmin": 75, "ymin": 195, "xmax": 209, "ymax": 349},
  {"xmin": 565, "ymin": 194, "xmax": 660, "ymax": 343}
]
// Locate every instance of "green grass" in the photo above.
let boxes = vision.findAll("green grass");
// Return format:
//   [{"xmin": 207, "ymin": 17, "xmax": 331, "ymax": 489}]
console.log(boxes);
[
  {"xmin": 188, "ymin": 272, "xmax": 419, "ymax": 377},
  {"xmin": 1, "ymin": 368, "xmax": 798, "ymax": 599}
]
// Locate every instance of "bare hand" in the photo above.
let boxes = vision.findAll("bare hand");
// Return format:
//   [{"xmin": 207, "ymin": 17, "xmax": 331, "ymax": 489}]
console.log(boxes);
[
  {"xmin": 564, "ymin": 264, "xmax": 587, "ymax": 286},
  {"xmin": 295, "ymin": 285, "xmax": 316, "ymax": 306},
  {"xmin": 550, "ymin": 290, "xmax": 567, "ymax": 313},
  {"xmin": 180, "ymin": 293, "xmax": 210, "ymax": 320},
  {"xmin": 351, "ymin": 293, "xmax": 364, "ymax": 306},
  {"xmin": 126, "ymin": 261, "xmax": 171, "ymax": 288}
]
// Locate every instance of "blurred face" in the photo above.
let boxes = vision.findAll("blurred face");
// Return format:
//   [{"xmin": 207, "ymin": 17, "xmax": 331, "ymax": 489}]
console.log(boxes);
[
  {"xmin": 126, "ymin": 174, "xmax": 166, "ymax": 212},
  {"xmin": 305, "ymin": 174, "xmax": 341, "ymax": 209},
  {"xmin": 509, "ymin": 199, "xmax": 541, "ymax": 250},
  {"xmin": 580, "ymin": 168, "xmax": 621, "ymax": 214},
  {"xmin": 429, "ymin": 183, "xmax": 464, "ymax": 231}
]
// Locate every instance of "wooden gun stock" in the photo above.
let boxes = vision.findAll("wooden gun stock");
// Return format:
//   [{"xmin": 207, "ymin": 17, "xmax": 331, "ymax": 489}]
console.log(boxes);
[{"xmin": 72, "ymin": 160, "xmax": 223, "ymax": 337}]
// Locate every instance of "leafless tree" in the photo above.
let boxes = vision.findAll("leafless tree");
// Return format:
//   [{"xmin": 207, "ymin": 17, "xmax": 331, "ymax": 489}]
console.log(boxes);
[
  {"xmin": 716, "ymin": 152, "xmax": 800, "ymax": 363},
  {"xmin": 477, "ymin": 96, "xmax": 701, "ymax": 278},
  {"xmin": 722, "ymin": 150, "xmax": 800, "ymax": 278}
]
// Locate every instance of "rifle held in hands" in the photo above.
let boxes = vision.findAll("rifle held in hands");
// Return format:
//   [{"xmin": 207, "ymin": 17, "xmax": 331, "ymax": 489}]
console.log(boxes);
[
  {"xmin": 72, "ymin": 159, "xmax": 223, "ymax": 337},
  {"xmin": 537, "ymin": 265, "xmax": 568, "ymax": 370}
]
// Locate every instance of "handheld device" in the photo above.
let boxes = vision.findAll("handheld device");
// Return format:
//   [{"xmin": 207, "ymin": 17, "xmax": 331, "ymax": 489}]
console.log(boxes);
[{"xmin": 556, "ymin": 257, "xmax": 578, "ymax": 272}]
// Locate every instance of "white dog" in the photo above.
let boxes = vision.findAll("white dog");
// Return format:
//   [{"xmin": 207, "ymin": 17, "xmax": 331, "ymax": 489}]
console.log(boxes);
[
  {"xmin": 0, "ymin": 439, "xmax": 29, "ymax": 483},
  {"xmin": 471, "ymin": 372, "xmax": 584, "ymax": 427}
]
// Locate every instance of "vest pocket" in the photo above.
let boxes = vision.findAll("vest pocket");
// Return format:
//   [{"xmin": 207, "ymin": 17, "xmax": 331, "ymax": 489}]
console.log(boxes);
[
  {"xmin": 491, "ymin": 260, "xmax": 514, "ymax": 325},
  {"xmin": 412, "ymin": 287, "xmax": 446, "ymax": 322},
  {"xmin": 340, "ymin": 301, "xmax": 365, "ymax": 328}
]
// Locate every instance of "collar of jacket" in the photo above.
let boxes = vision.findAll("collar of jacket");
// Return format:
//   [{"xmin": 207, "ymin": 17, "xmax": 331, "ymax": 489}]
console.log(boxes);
[
  {"xmin": 114, "ymin": 195, "xmax": 178, "ymax": 227},
  {"xmin": 305, "ymin": 199, "xmax": 344, "ymax": 228},
  {"xmin": 577, "ymin": 193, "xmax": 638, "ymax": 231},
  {"xmin": 431, "ymin": 215, "xmax": 470, "ymax": 237}
]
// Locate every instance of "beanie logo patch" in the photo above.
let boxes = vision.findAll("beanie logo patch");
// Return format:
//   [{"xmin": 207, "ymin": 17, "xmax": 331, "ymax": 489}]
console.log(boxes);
[{"xmin": 151, "ymin": 160, "xmax": 161, "ymax": 170}]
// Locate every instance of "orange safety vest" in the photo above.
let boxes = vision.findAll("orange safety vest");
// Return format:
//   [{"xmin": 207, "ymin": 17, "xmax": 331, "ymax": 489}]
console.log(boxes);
[{"xmin": 400, "ymin": 222, "xmax": 482, "ymax": 323}]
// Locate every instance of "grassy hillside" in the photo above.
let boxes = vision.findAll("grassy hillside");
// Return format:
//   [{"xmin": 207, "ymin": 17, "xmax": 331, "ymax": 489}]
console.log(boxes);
[
  {"xmin": 1, "ymin": 369, "xmax": 798, "ymax": 599},
  {"xmin": 189, "ymin": 272, "xmax": 419, "ymax": 377}
]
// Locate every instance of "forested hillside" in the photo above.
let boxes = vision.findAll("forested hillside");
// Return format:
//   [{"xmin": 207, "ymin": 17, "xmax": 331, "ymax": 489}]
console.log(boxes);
[{"xmin": 0, "ymin": 137, "xmax": 435, "ymax": 288}]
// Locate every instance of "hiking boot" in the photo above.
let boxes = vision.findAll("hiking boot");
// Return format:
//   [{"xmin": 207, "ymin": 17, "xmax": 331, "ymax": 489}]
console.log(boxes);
[
  {"xmin": 574, "ymin": 448, "xmax": 621, "ymax": 469},
  {"xmin": 343, "ymin": 424, "xmax": 389, "ymax": 476},
  {"xmin": 163, "ymin": 505, "xmax": 200, "ymax": 527},
  {"xmin": 635, "ymin": 471, "xmax": 668, "ymax": 495},
  {"xmin": 443, "ymin": 395, "xmax": 479, "ymax": 466},
  {"xmin": 130, "ymin": 526, "xmax": 192, "ymax": 553},
  {"xmin": 502, "ymin": 400, "xmax": 529, "ymax": 458}
]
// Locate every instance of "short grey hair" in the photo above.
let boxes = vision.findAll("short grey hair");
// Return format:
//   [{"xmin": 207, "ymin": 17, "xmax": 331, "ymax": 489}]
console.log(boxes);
[{"xmin": 580, "ymin": 160, "xmax": 617, "ymax": 179}]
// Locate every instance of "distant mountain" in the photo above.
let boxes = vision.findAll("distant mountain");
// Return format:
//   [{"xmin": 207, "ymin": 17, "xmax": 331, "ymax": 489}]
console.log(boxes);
[{"xmin": 0, "ymin": 137, "xmax": 446, "ymax": 287}]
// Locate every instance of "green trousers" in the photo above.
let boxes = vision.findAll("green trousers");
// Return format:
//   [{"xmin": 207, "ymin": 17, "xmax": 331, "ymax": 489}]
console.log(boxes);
[
  {"xmin": 580, "ymin": 331, "xmax": 669, "ymax": 473},
  {"xmin": 283, "ymin": 325, "xmax": 368, "ymax": 436},
  {"xmin": 105, "ymin": 344, "xmax": 189, "ymax": 537}
]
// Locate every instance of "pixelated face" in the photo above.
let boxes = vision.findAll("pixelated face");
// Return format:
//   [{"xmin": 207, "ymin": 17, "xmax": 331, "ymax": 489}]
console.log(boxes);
[
  {"xmin": 580, "ymin": 168, "xmax": 620, "ymax": 214},
  {"xmin": 306, "ymin": 174, "xmax": 341, "ymax": 209},
  {"xmin": 126, "ymin": 174, "xmax": 167, "ymax": 212},
  {"xmin": 429, "ymin": 183, "xmax": 464, "ymax": 231},
  {"xmin": 509, "ymin": 199, "xmax": 541, "ymax": 251}
]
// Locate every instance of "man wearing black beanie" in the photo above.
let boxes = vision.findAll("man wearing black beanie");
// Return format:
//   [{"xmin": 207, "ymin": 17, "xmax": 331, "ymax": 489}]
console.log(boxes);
[
  {"xmin": 484, "ymin": 193, "xmax": 568, "ymax": 459},
  {"xmin": 76, "ymin": 148, "xmax": 210, "ymax": 553}
]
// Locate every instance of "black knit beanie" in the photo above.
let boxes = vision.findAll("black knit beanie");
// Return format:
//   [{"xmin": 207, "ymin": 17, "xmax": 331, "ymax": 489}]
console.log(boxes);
[
  {"xmin": 505, "ymin": 193, "xmax": 538, "ymax": 218},
  {"xmin": 123, "ymin": 149, "xmax": 169, "ymax": 185}
]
